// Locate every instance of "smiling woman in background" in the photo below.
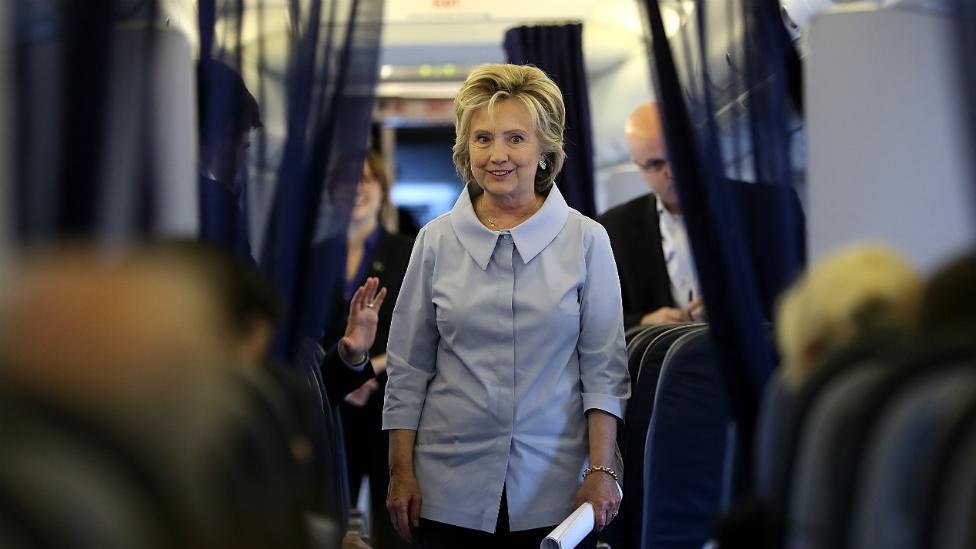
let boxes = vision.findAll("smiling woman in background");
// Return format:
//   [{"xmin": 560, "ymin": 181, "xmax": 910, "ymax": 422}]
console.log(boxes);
[
  {"xmin": 319, "ymin": 149, "xmax": 414, "ymax": 549},
  {"xmin": 382, "ymin": 64, "xmax": 630, "ymax": 548}
]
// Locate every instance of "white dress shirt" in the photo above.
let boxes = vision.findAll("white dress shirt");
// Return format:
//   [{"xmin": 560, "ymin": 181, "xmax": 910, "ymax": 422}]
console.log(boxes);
[
  {"xmin": 657, "ymin": 196, "xmax": 701, "ymax": 308},
  {"xmin": 382, "ymin": 184, "xmax": 630, "ymax": 532}
]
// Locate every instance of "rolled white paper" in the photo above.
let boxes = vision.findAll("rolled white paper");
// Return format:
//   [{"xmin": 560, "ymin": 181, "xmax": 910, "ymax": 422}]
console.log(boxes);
[
  {"xmin": 540, "ymin": 502, "xmax": 594, "ymax": 549},
  {"xmin": 541, "ymin": 482, "xmax": 623, "ymax": 549}
]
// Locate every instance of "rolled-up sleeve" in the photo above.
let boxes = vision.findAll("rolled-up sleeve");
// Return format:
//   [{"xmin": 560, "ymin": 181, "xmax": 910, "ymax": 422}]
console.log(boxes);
[
  {"xmin": 382, "ymin": 227, "xmax": 439, "ymax": 431},
  {"xmin": 578, "ymin": 224, "xmax": 631, "ymax": 420}
]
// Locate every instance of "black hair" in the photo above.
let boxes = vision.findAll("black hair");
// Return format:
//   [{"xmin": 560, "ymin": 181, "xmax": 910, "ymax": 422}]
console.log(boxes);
[
  {"xmin": 135, "ymin": 239, "xmax": 281, "ymax": 339},
  {"xmin": 197, "ymin": 59, "xmax": 263, "ymax": 148},
  {"xmin": 918, "ymin": 251, "xmax": 976, "ymax": 337}
]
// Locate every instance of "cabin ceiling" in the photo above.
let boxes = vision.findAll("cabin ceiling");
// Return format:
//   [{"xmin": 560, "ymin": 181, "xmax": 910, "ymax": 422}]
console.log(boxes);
[{"xmin": 203, "ymin": 0, "xmax": 650, "ymax": 97}]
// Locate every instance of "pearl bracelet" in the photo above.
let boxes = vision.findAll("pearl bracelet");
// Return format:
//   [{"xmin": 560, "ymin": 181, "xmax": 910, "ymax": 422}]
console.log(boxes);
[{"xmin": 582, "ymin": 465, "xmax": 619, "ymax": 482}]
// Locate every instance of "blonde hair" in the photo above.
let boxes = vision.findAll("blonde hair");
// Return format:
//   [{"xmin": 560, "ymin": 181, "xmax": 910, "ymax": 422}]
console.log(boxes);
[
  {"xmin": 364, "ymin": 149, "xmax": 391, "ymax": 208},
  {"xmin": 452, "ymin": 64, "xmax": 566, "ymax": 194},
  {"xmin": 776, "ymin": 244, "xmax": 921, "ymax": 385}
]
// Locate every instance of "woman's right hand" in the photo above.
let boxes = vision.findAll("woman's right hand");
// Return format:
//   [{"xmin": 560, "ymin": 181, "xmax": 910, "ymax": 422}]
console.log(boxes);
[{"xmin": 386, "ymin": 469, "xmax": 422, "ymax": 543}]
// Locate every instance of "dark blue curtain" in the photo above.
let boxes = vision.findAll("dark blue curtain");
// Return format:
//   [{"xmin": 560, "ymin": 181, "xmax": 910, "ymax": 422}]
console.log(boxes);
[
  {"xmin": 639, "ymin": 0, "xmax": 805, "ymax": 478},
  {"xmin": 14, "ymin": 0, "xmax": 382, "ymax": 362},
  {"xmin": 197, "ymin": 0, "xmax": 383, "ymax": 360},
  {"xmin": 503, "ymin": 23, "xmax": 597, "ymax": 218},
  {"xmin": 253, "ymin": 1, "xmax": 383, "ymax": 361},
  {"xmin": 13, "ymin": 0, "xmax": 168, "ymax": 243}
]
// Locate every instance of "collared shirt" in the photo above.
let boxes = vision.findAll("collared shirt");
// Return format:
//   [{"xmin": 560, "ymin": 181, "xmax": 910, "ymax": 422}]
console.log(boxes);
[
  {"xmin": 656, "ymin": 196, "xmax": 700, "ymax": 307},
  {"xmin": 382, "ymin": 184, "xmax": 630, "ymax": 532}
]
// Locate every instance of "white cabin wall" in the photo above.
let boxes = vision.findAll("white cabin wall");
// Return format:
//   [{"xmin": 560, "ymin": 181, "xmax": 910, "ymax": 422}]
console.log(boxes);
[
  {"xmin": 806, "ymin": 4, "xmax": 976, "ymax": 273},
  {"xmin": 583, "ymin": 1, "xmax": 655, "ymax": 215}
]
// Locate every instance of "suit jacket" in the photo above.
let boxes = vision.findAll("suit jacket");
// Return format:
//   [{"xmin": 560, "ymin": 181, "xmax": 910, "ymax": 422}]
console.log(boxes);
[
  {"xmin": 198, "ymin": 174, "xmax": 254, "ymax": 264},
  {"xmin": 598, "ymin": 182, "xmax": 806, "ymax": 329},
  {"xmin": 597, "ymin": 194, "xmax": 674, "ymax": 329},
  {"xmin": 321, "ymin": 228, "xmax": 414, "ymax": 367},
  {"xmin": 324, "ymin": 229, "xmax": 414, "ymax": 549}
]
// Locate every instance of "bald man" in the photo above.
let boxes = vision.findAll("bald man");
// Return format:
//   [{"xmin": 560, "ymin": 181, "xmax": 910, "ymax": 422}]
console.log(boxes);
[
  {"xmin": 598, "ymin": 102, "xmax": 805, "ymax": 328},
  {"xmin": 597, "ymin": 103, "xmax": 702, "ymax": 327}
]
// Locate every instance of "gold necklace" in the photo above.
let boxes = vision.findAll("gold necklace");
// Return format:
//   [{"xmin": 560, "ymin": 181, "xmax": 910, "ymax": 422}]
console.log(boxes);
[{"xmin": 480, "ymin": 195, "xmax": 543, "ymax": 231}]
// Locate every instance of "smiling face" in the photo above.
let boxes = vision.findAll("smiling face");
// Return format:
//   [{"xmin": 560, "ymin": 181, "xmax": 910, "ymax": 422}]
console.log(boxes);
[
  {"xmin": 468, "ymin": 99, "xmax": 541, "ymax": 204},
  {"xmin": 351, "ymin": 160, "xmax": 383, "ymax": 223}
]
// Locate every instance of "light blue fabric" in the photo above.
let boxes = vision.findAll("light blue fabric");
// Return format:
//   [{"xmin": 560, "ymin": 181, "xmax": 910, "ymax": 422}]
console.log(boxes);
[{"xmin": 382, "ymin": 184, "xmax": 630, "ymax": 533}]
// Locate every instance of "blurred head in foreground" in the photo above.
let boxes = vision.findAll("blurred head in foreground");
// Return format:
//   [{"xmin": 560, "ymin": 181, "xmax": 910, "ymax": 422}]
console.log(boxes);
[
  {"xmin": 0, "ymin": 246, "xmax": 232, "ymax": 413},
  {"xmin": 776, "ymin": 244, "xmax": 921, "ymax": 385}
]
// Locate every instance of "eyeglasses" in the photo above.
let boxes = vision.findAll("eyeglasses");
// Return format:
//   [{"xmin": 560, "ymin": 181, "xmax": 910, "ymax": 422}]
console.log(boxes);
[
  {"xmin": 636, "ymin": 157, "xmax": 669, "ymax": 173},
  {"xmin": 359, "ymin": 175, "xmax": 380, "ymax": 186}
]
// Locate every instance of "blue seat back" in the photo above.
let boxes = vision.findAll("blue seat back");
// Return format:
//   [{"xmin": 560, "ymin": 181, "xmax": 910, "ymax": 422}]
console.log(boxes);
[
  {"xmin": 613, "ymin": 324, "xmax": 701, "ymax": 549},
  {"xmin": 848, "ymin": 361, "xmax": 976, "ymax": 549},
  {"xmin": 923, "ymin": 399, "xmax": 976, "ymax": 549},
  {"xmin": 763, "ymin": 333, "xmax": 904, "ymax": 546},
  {"xmin": 627, "ymin": 324, "xmax": 682, "ymax": 382},
  {"xmin": 754, "ymin": 370, "xmax": 796, "ymax": 497},
  {"xmin": 642, "ymin": 328, "xmax": 736, "ymax": 549},
  {"xmin": 785, "ymin": 360, "xmax": 888, "ymax": 549}
]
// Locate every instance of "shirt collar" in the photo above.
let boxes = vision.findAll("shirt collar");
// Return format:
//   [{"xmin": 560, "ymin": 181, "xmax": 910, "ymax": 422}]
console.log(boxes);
[
  {"xmin": 449, "ymin": 184, "xmax": 570, "ymax": 270},
  {"xmin": 655, "ymin": 195, "xmax": 682, "ymax": 225}
]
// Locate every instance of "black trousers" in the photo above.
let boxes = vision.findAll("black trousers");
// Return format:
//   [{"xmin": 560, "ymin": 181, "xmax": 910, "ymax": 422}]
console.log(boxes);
[
  {"xmin": 340, "ymin": 396, "xmax": 407, "ymax": 549},
  {"xmin": 413, "ymin": 489, "xmax": 598, "ymax": 549}
]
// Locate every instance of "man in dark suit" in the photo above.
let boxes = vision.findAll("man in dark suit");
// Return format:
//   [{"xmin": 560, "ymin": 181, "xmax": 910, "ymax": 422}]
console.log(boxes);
[
  {"xmin": 197, "ymin": 61, "xmax": 263, "ymax": 263},
  {"xmin": 598, "ymin": 102, "xmax": 805, "ymax": 329}
]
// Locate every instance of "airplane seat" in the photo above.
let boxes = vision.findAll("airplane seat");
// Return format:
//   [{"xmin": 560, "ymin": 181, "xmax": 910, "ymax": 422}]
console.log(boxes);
[
  {"xmin": 784, "ymin": 358, "xmax": 890, "ymax": 549},
  {"xmin": 920, "ymin": 399, "xmax": 976, "ymax": 549},
  {"xmin": 609, "ymin": 324, "xmax": 701, "ymax": 549},
  {"xmin": 626, "ymin": 324, "xmax": 680, "ymax": 382},
  {"xmin": 638, "ymin": 325, "xmax": 708, "ymax": 383},
  {"xmin": 626, "ymin": 324, "xmax": 654, "ymax": 345},
  {"xmin": 0, "ymin": 504, "xmax": 36, "ymax": 548},
  {"xmin": 802, "ymin": 340, "xmax": 976, "ymax": 549},
  {"xmin": 847, "ymin": 361, "xmax": 976, "ymax": 549},
  {"xmin": 754, "ymin": 369, "xmax": 796, "ymax": 498},
  {"xmin": 0, "ymin": 392, "xmax": 178, "ymax": 548},
  {"xmin": 215, "ymin": 368, "xmax": 319, "ymax": 548},
  {"xmin": 641, "ymin": 328, "xmax": 738, "ymax": 549},
  {"xmin": 762, "ymin": 333, "xmax": 904, "ymax": 546},
  {"xmin": 293, "ymin": 337, "xmax": 352, "ymax": 543}
]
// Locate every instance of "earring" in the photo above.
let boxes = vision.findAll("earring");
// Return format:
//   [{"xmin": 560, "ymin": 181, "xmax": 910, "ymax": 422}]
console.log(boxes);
[{"xmin": 539, "ymin": 158, "xmax": 547, "ymax": 170}]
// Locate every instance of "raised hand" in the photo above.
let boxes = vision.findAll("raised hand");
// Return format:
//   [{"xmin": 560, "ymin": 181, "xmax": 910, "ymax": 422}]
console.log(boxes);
[{"xmin": 338, "ymin": 276, "xmax": 388, "ymax": 366}]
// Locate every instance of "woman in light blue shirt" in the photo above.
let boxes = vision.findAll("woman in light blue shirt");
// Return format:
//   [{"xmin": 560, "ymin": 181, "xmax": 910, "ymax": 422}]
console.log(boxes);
[{"xmin": 383, "ymin": 64, "xmax": 630, "ymax": 548}]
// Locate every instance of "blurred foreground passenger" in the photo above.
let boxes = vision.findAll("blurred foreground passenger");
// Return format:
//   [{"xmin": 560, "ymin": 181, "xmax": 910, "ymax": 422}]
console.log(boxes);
[
  {"xmin": 383, "ymin": 64, "xmax": 629, "ymax": 548},
  {"xmin": 0, "ymin": 244, "xmax": 387, "ymax": 548},
  {"xmin": 775, "ymin": 244, "xmax": 921, "ymax": 385},
  {"xmin": 712, "ymin": 245, "xmax": 920, "ymax": 549},
  {"xmin": 135, "ymin": 240, "xmax": 385, "ymax": 406},
  {"xmin": 917, "ymin": 250, "xmax": 976, "ymax": 338},
  {"xmin": 133, "ymin": 240, "xmax": 388, "ymax": 547},
  {"xmin": 0, "ymin": 247, "xmax": 295, "ymax": 548}
]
